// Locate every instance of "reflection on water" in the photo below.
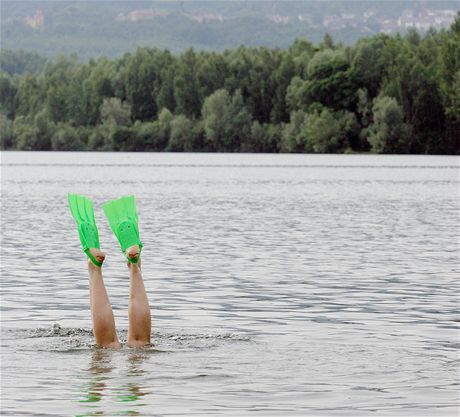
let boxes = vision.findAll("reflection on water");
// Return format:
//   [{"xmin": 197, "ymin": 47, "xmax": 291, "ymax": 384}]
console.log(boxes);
[
  {"xmin": 79, "ymin": 349, "xmax": 113, "ymax": 404},
  {"xmin": 126, "ymin": 351, "xmax": 148, "ymax": 377},
  {"xmin": 78, "ymin": 349, "xmax": 148, "ymax": 416},
  {"xmin": 1, "ymin": 152, "xmax": 459, "ymax": 416}
]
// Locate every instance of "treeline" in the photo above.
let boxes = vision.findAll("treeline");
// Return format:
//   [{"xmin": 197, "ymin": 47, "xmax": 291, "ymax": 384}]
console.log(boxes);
[
  {"xmin": 0, "ymin": 50, "xmax": 48, "ymax": 76},
  {"xmin": 1, "ymin": 15, "xmax": 459, "ymax": 154}
]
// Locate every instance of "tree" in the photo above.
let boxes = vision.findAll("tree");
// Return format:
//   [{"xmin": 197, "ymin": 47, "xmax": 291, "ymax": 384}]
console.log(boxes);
[
  {"xmin": 351, "ymin": 35, "xmax": 388, "ymax": 98},
  {"xmin": 243, "ymin": 48, "xmax": 279, "ymax": 123},
  {"xmin": 202, "ymin": 89, "xmax": 252, "ymax": 152},
  {"xmin": 0, "ymin": 49, "xmax": 47, "ymax": 75},
  {"xmin": 301, "ymin": 109, "xmax": 358, "ymax": 153},
  {"xmin": 320, "ymin": 34, "xmax": 335, "ymax": 50},
  {"xmin": 288, "ymin": 39, "xmax": 316, "ymax": 77},
  {"xmin": 282, "ymin": 107, "xmax": 358, "ymax": 153},
  {"xmin": 241, "ymin": 121, "xmax": 266, "ymax": 152},
  {"xmin": 100, "ymin": 97, "xmax": 132, "ymax": 126},
  {"xmin": 355, "ymin": 88, "xmax": 372, "ymax": 151},
  {"xmin": 77, "ymin": 58, "xmax": 114, "ymax": 126},
  {"xmin": 51, "ymin": 123, "xmax": 84, "ymax": 151},
  {"xmin": 1, "ymin": 20, "xmax": 459, "ymax": 155},
  {"xmin": 123, "ymin": 48, "xmax": 158, "ymax": 121},
  {"xmin": 381, "ymin": 47, "xmax": 446, "ymax": 153},
  {"xmin": 366, "ymin": 96, "xmax": 411, "ymax": 153},
  {"xmin": 285, "ymin": 76, "xmax": 307, "ymax": 112},
  {"xmin": 244, "ymin": 121, "xmax": 280, "ymax": 153},
  {"xmin": 87, "ymin": 127, "xmax": 105, "ymax": 151},
  {"xmin": 167, "ymin": 115, "xmax": 196, "ymax": 151},
  {"xmin": 304, "ymin": 49, "xmax": 357, "ymax": 111},
  {"xmin": 439, "ymin": 12, "xmax": 460, "ymax": 153},
  {"xmin": 34, "ymin": 109, "xmax": 54, "ymax": 150},
  {"xmin": 0, "ymin": 73, "xmax": 17, "ymax": 118},
  {"xmin": 110, "ymin": 125, "xmax": 135, "ymax": 151},
  {"xmin": 271, "ymin": 52, "xmax": 296, "ymax": 123},
  {"xmin": 286, "ymin": 49, "xmax": 357, "ymax": 113},
  {"xmin": 173, "ymin": 49, "xmax": 201, "ymax": 118},
  {"xmin": 265, "ymin": 124, "xmax": 282, "ymax": 153},
  {"xmin": 15, "ymin": 74, "xmax": 40, "ymax": 117},
  {"xmin": 281, "ymin": 110, "xmax": 308, "ymax": 152},
  {"xmin": 157, "ymin": 107, "xmax": 173, "ymax": 141},
  {"xmin": 0, "ymin": 114, "xmax": 14, "ymax": 149},
  {"xmin": 13, "ymin": 118, "xmax": 37, "ymax": 150},
  {"xmin": 154, "ymin": 52, "xmax": 177, "ymax": 114},
  {"xmin": 132, "ymin": 121, "xmax": 167, "ymax": 151},
  {"xmin": 196, "ymin": 52, "xmax": 229, "ymax": 102}
]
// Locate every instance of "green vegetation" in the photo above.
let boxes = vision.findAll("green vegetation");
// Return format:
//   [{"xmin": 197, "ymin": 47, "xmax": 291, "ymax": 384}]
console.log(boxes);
[{"xmin": 1, "ymin": 14, "xmax": 459, "ymax": 154}]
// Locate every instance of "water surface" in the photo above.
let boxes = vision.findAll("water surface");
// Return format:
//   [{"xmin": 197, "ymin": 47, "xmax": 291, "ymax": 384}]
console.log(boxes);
[{"xmin": 1, "ymin": 152, "xmax": 459, "ymax": 416}]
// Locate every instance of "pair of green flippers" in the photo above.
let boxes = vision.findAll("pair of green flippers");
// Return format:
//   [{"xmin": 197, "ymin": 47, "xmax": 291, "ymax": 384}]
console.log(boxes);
[{"xmin": 68, "ymin": 194, "xmax": 143, "ymax": 266}]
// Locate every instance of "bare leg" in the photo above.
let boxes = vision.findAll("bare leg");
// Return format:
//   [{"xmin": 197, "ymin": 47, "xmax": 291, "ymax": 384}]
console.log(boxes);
[
  {"xmin": 87, "ymin": 249, "xmax": 120, "ymax": 348},
  {"xmin": 127, "ymin": 246, "xmax": 151, "ymax": 347}
]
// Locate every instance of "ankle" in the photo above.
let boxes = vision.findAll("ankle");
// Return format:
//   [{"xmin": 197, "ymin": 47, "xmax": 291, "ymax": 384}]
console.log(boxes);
[
  {"xmin": 127, "ymin": 260, "xmax": 141, "ymax": 270},
  {"xmin": 126, "ymin": 245, "xmax": 140, "ymax": 260},
  {"xmin": 88, "ymin": 248, "xmax": 106, "ymax": 265},
  {"xmin": 88, "ymin": 259, "xmax": 102, "ymax": 271}
]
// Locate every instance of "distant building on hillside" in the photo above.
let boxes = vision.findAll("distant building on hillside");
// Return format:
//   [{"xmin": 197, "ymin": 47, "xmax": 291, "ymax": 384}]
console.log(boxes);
[
  {"xmin": 25, "ymin": 7, "xmax": 44, "ymax": 28},
  {"xmin": 116, "ymin": 9, "xmax": 168, "ymax": 22},
  {"xmin": 297, "ymin": 14, "xmax": 313, "ymax": 24},
  {"xmin": 267, "ymin": 14, "xmax": 291, "ymax": 24},
  {"xmin": 397, "ymin": 9, "xmax": 457, "ymax": 30},
  {"xmin": 363, "ymin": 9, "xmax": 377, "ymax": 20},
  {"xmin": 323, "ymin": 15, "xmax": 346, "ymax": 30},
  {"xmin": 187, "ymin": 12, "xmax": 223, "ymax": 23},
  {"xmin": 380, "ymin": 19, "xmax": 399, "ymax": 34}
]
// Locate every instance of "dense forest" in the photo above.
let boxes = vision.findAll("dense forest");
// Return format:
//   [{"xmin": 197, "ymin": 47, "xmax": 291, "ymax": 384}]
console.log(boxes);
[{"xmin": 1, "ymin": 14, "xmax": 459, "ymax": 154}]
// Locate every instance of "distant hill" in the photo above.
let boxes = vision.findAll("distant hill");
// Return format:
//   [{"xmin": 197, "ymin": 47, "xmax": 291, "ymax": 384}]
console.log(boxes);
[{"xmin": 1, "ymin": 0, "xmax": 458, "ymax": 58}]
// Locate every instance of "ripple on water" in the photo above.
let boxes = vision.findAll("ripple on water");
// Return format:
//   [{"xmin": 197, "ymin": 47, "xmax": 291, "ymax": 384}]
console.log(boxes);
[
  {"xmin": 1, "ymin": 153, "xmax": 459, "ymax": 416},
  {"xmin": 1, "ymin": 324, "xmax": 252, "ymax": 353}
]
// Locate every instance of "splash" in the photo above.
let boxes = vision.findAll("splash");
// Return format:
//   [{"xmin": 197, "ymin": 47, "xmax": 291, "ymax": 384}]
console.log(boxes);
[{"xmin": 1, "ymin": 323, "xmax": 251, "ymax": 353}]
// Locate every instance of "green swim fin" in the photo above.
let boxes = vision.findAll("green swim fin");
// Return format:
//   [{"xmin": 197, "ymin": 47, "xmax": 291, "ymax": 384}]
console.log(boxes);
[
  {"xmin": 68, "ymin": 193, "xmax": 103, "ymax": 267},
  {"xmin": 102, "ymin": 195, "xmax": 143, "ymax": 264}
]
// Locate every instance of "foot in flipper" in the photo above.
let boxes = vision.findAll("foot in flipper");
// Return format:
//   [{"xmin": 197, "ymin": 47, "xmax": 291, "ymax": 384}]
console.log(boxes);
[
  {"xmin": 102, "ymin": 195, "xmax": 143, "ymax": 264},
  {"xmin": 88, "ymin": 248, "xmax": 106, "ymax": 266},
  {"xmin": 68, "ymin": 193, "xmax": 104, "ymax": 267}
]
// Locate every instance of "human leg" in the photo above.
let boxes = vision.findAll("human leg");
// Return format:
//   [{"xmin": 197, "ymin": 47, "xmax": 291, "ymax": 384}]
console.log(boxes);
[
  {"xmin": 87, "ymin": 249, "xmax": 120, "ymax": 348},
  {"xmin": 126, "ymin": 246, "xmax": 151, "ymax": 347}
]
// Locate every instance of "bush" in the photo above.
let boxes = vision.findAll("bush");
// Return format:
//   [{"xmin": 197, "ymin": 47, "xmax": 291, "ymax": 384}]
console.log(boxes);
[
  {"xmin": 87, "ymin": 127, "xmax": 105, "ymax": 151},
  {"xmin": 167, "ymin": 115, "xmax": 196, "ymax": 152},
  {"xmin": 0, "ymin": 114, "xmax": 14, "ymax": 149},
  {"xmin": 202, "ymin": 89, "xmax": 252, "ymax": 152},
  {"xmin": 132, "ymin": 121, "xmax": 168, "ymax": 151},
  {"xmin": 366, "ymin": 96, "xmax": 411, "ymax": 153},
  {"xmin": 242, "ymin": 121, "xmax": 280, "ymax": 153},
  {"xmin": 282, "ymin": 108, "xmax": 358, "ymax": 153},
  {"xmin": 13, "ymin": 116, "xmax": 39, "ymax": 150},
  {"xmin": 281, "ymin": 110, "xmax": 309, "ymax": 152},
  {"xmin": 110, "ymin": 125, "xmax": 135, "ymax": 151},
  {"xmin": 51, "ymin": 123, "xmax": 84, "ymax": 151},
  {"xmin": 100, "ymin": 97, "xmax": 132, "ymax": 126}
]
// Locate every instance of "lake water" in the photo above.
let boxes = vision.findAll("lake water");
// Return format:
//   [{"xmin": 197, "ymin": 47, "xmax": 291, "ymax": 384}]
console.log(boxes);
[{"xmin": 1, "ymin": 152, "xmax": 459, "ymax": 416}]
